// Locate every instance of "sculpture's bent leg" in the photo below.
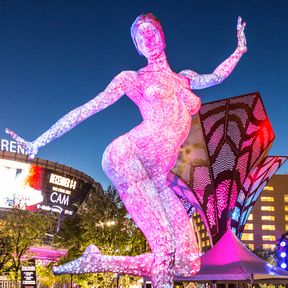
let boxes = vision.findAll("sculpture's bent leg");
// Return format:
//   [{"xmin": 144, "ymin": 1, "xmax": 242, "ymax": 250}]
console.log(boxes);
[
  {"xmin": 102, "ymin": 136, "xmax": 176, "ymax": 287},
  {"xmin": 120, "ymin": 179, "xmax": 176, "ymax": 288},
  {"xmin": 155, "ymin": 178, "xmax": 200, "ymax": 277}
]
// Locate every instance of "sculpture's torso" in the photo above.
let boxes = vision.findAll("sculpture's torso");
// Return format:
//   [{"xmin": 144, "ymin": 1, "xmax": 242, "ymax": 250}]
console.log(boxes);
[{"xmin": 122, "ymin": 68, "xmax": 200, "ymax": 175}]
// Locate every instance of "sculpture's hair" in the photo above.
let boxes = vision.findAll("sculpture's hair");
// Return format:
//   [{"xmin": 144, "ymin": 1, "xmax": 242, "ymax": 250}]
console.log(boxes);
[{"xmin": 131, "ymin": 13, "xmax": 166, "ymax": 55}]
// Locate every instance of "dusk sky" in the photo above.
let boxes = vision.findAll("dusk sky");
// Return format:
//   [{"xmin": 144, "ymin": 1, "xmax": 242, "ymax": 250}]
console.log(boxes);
[{"xmin": 0, "ymin": 0, "xmax": 287, "ymax": 188}]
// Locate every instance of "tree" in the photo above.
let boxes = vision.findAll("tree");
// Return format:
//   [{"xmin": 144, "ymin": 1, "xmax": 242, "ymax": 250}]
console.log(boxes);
[
  {"xmin": 36, "ymin": 262, "xmax": 71, "ymax": 288},
  {"xmin": 0, "ymin": 235, "xmax": 13, "ymax": 273},
  {"xmin": 250, "ymin": 247, "xmax": 277, "ymax": 266},
  {"xmin": 0, "ymin": 207, "xmax": 56, "ymax": 281}
]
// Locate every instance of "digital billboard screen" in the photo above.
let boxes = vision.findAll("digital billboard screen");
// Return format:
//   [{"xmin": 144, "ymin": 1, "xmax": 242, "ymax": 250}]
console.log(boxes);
[{"xmin": 0, "ymin": 159, "xmax": 91, "ymax": 215}]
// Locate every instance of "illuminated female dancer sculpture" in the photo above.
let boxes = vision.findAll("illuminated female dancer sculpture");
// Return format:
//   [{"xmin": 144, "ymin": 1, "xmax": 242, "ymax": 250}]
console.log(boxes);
[{"xmin": 7, "ymin": 14, "xmax": 247, "ymax": 288}]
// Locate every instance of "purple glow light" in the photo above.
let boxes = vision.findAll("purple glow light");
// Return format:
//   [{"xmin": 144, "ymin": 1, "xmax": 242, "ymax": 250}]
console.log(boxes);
[
  {"xmin": 281, "ymin": 252, "xmax": 287, "ymax": 258},
  {"xmin": 280, "ymin": 241, "xmax": 286, "ymax": 247}
]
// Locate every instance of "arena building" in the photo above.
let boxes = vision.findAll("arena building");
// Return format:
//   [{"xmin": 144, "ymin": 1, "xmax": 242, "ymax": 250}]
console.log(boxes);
[{"xmin": 0, "ymin": 149, "xmax": 102, "ymax": 216}]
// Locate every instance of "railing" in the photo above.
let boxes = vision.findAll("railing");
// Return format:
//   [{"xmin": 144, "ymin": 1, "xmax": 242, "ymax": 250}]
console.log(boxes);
[{"xmin": 0, "ymin": 280, "xmax": 18, "ymax": 288}]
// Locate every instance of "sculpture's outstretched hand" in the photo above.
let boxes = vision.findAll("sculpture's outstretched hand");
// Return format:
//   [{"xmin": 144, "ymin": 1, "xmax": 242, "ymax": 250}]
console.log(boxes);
[
  {"xmin": 237, "ymin": 16, "xmax": 247, "ymax": 54},
  {"xmin": 5, "ymin": 128, "xmax": 38, "ymax": 159}
]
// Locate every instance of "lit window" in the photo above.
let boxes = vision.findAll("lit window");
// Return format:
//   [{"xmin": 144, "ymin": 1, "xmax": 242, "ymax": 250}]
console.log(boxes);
[
  {"xmin": 261, "ymin": 215, "xmax": 275, "ymax": 221},
  {"xmin": 248, "ymin": 214, "xmax": 253, "ymax": 221},
  {"xmin": 285, "ymin": 206, "xmax": 288, "ymax": 212},
  {"xmin": 206, "ymin": 239, "xmax": 210, "ymax": 246},
  {"xmin": 262, "ymin": 225, "xmax": 275, "ymax": 231},
  {"xmin": 285, "ymin": 215, "xmax": 288, "ymax": 221},
  {"xmin": 262, "ymin": 235, "xmax": 276, "ymax": 241},
  {"xmin": 264, "ymin": 186, "xmax": 274, "ymax": 191},
  {"xmin": 242, "ymin": 233, "xmax": 254, "ymax": 241},
  {"xmin": 286, "ymin": 225, "xmax": 288, "ymax": 231},
  {"xmin": 262, "ymin": 244, "xmax": 276, "ymax": 250},
  {"xmin": 285, "ymin": 195, "xmax": 288, "ymax": 202},
  {"xmin": 261, "ymin": 206, "xmax": 275, "ymax": 211},
  {"xmin": 247, "ymin": 244, "xmax": 254, "ymax": 250},
  {"xmin": 261, "ymin": 196, "xmax": 274, "ymax": 202},
  {"xmin": 244, "ymin": 223, "xmax": 253, "ymax": 230}
]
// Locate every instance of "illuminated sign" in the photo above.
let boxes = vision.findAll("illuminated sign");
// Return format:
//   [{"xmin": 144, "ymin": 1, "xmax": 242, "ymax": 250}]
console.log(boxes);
[
  {"xmin": 0, "ymin": 160, "xmax": 43, "ymax": 209},
  {"xmin": 0, "ymin": 139, "xmax": 27, "ymax": 155},
  {"xmin": 49, "ymin": 173, "xmax": 77, "ymax": 189},
  {"xmin": 21, "ymin": 260, "xmax": 36, "ymax": 288}
]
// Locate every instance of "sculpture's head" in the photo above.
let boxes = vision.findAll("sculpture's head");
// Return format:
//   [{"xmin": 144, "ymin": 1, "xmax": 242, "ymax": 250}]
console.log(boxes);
[{"xmin": 131, "ymin": 13, "xmax": 166, "ymax": 60}]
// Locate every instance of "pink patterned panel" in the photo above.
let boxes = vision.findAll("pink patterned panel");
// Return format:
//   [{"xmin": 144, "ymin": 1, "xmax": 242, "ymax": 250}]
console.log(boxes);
[
  {"xmin": 208, "ymin": 124, "xmax": 224, "ymax": 157},
  {"xmin": 200, "ymin": 101, "xmax": 225, "ymax": 115},
  {"xmin": 229, "ymin": 181, "xmax": 239, "ymax": 211},
  {"xmin": 207, "ymin": 194, "xmax": 216, "ymax": 229},
  {"xmin": 250, "ymin": 136, "xmax": 261, "ymax": 168},
  {"xmin": 241, "ymin": 137, "xmax": 254, "ymax": 150},
  {"xmin": 246, "ymin": 122, "xmax": 259, "ymax": 136},
  {"xmin": 230, "ymin": 94, "xmax": 256, "ymax": 106},
  {"xmin": 227, "ymin": 121, "xmax": 241, "ymax": 148},
  {"xmin": 216, "ymin": 179, "xmax": 231, "ymax": 219},
  {"xmin": 253, "ymin": 98, "xmax": 266, "ymax": 121},
  {"xmin": 237, "ymin": 152, "xmax": 250, "ymax": 183},
  {"xmin": 203, "ymin": 112, "xmax": 225, "ymax": 136},
  {"xmin": 229, "ymin": 108, "xmax": 248, "ymax": 127},
  {"xmin": 212, "ymin": 143, "xmax": 236, "ymax": 179},
  {"xmin": 193, "ymin": 166, "xmax": 211, "ymax": 204}
]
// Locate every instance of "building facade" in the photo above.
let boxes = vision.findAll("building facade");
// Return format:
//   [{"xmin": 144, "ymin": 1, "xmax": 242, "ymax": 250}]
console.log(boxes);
[{"xmin": 241, "ymin": 174, "xmax": 288, "ymax": 250}]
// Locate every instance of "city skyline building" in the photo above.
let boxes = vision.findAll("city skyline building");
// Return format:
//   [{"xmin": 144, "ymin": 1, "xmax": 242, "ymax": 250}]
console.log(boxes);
[{"xmin": 242, "ymin": 174, "xmax": 288, "ymax": 250}]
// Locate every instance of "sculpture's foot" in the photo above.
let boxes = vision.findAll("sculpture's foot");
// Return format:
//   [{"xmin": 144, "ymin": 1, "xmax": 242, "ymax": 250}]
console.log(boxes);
[
  {"xmin": 150, "ymin": 253, "xmax": 174, "ymax": 288},
  {"xmin": 52, "ymin": 244, "xmax": 101, "ymax": 275},
  {"xmin": 174, "ymin": 253, "xmax": 201, "ymax": 278}
]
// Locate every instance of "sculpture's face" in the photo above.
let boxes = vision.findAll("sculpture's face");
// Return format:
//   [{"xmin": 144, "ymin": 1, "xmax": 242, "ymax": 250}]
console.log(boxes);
[{"xmin": 135, "ymin": 22, "xmax": 165, "ymax": 60}]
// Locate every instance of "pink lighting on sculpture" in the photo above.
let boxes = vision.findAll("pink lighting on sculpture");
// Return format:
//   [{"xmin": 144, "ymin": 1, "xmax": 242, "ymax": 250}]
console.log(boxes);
[{"xmin": 6, "ymin": 13, "xmax": 247, "ymax": 287}]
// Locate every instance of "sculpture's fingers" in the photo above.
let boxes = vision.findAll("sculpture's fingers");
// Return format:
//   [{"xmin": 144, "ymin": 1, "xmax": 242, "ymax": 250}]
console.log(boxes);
[
  {"xmin": 237, "ymin": 16, "xmax": 242, "ymax": 29},
  {"xmin": 5, "ymin": 128, "xmax": 25, "ymax": 143}
]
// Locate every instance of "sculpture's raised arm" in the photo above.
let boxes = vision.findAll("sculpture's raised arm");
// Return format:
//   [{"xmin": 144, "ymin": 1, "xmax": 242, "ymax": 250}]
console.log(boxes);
[
  {"xmin": 6, "ymin": 71, "xmax": 130, "ymax": 158},
  {"xmin": 180, "ymin": 16, "xmax": 247, "ymax": 90}
]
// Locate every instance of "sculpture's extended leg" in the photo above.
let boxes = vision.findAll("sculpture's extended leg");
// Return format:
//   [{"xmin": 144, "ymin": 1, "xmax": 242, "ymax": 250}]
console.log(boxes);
[
  {"xmin": 119, "ymin": 179, "xmax": 176, "ymax": 287},
  {"xmin": 156, "ymin": 182, "xmax": 200, "ymax": 277}
]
